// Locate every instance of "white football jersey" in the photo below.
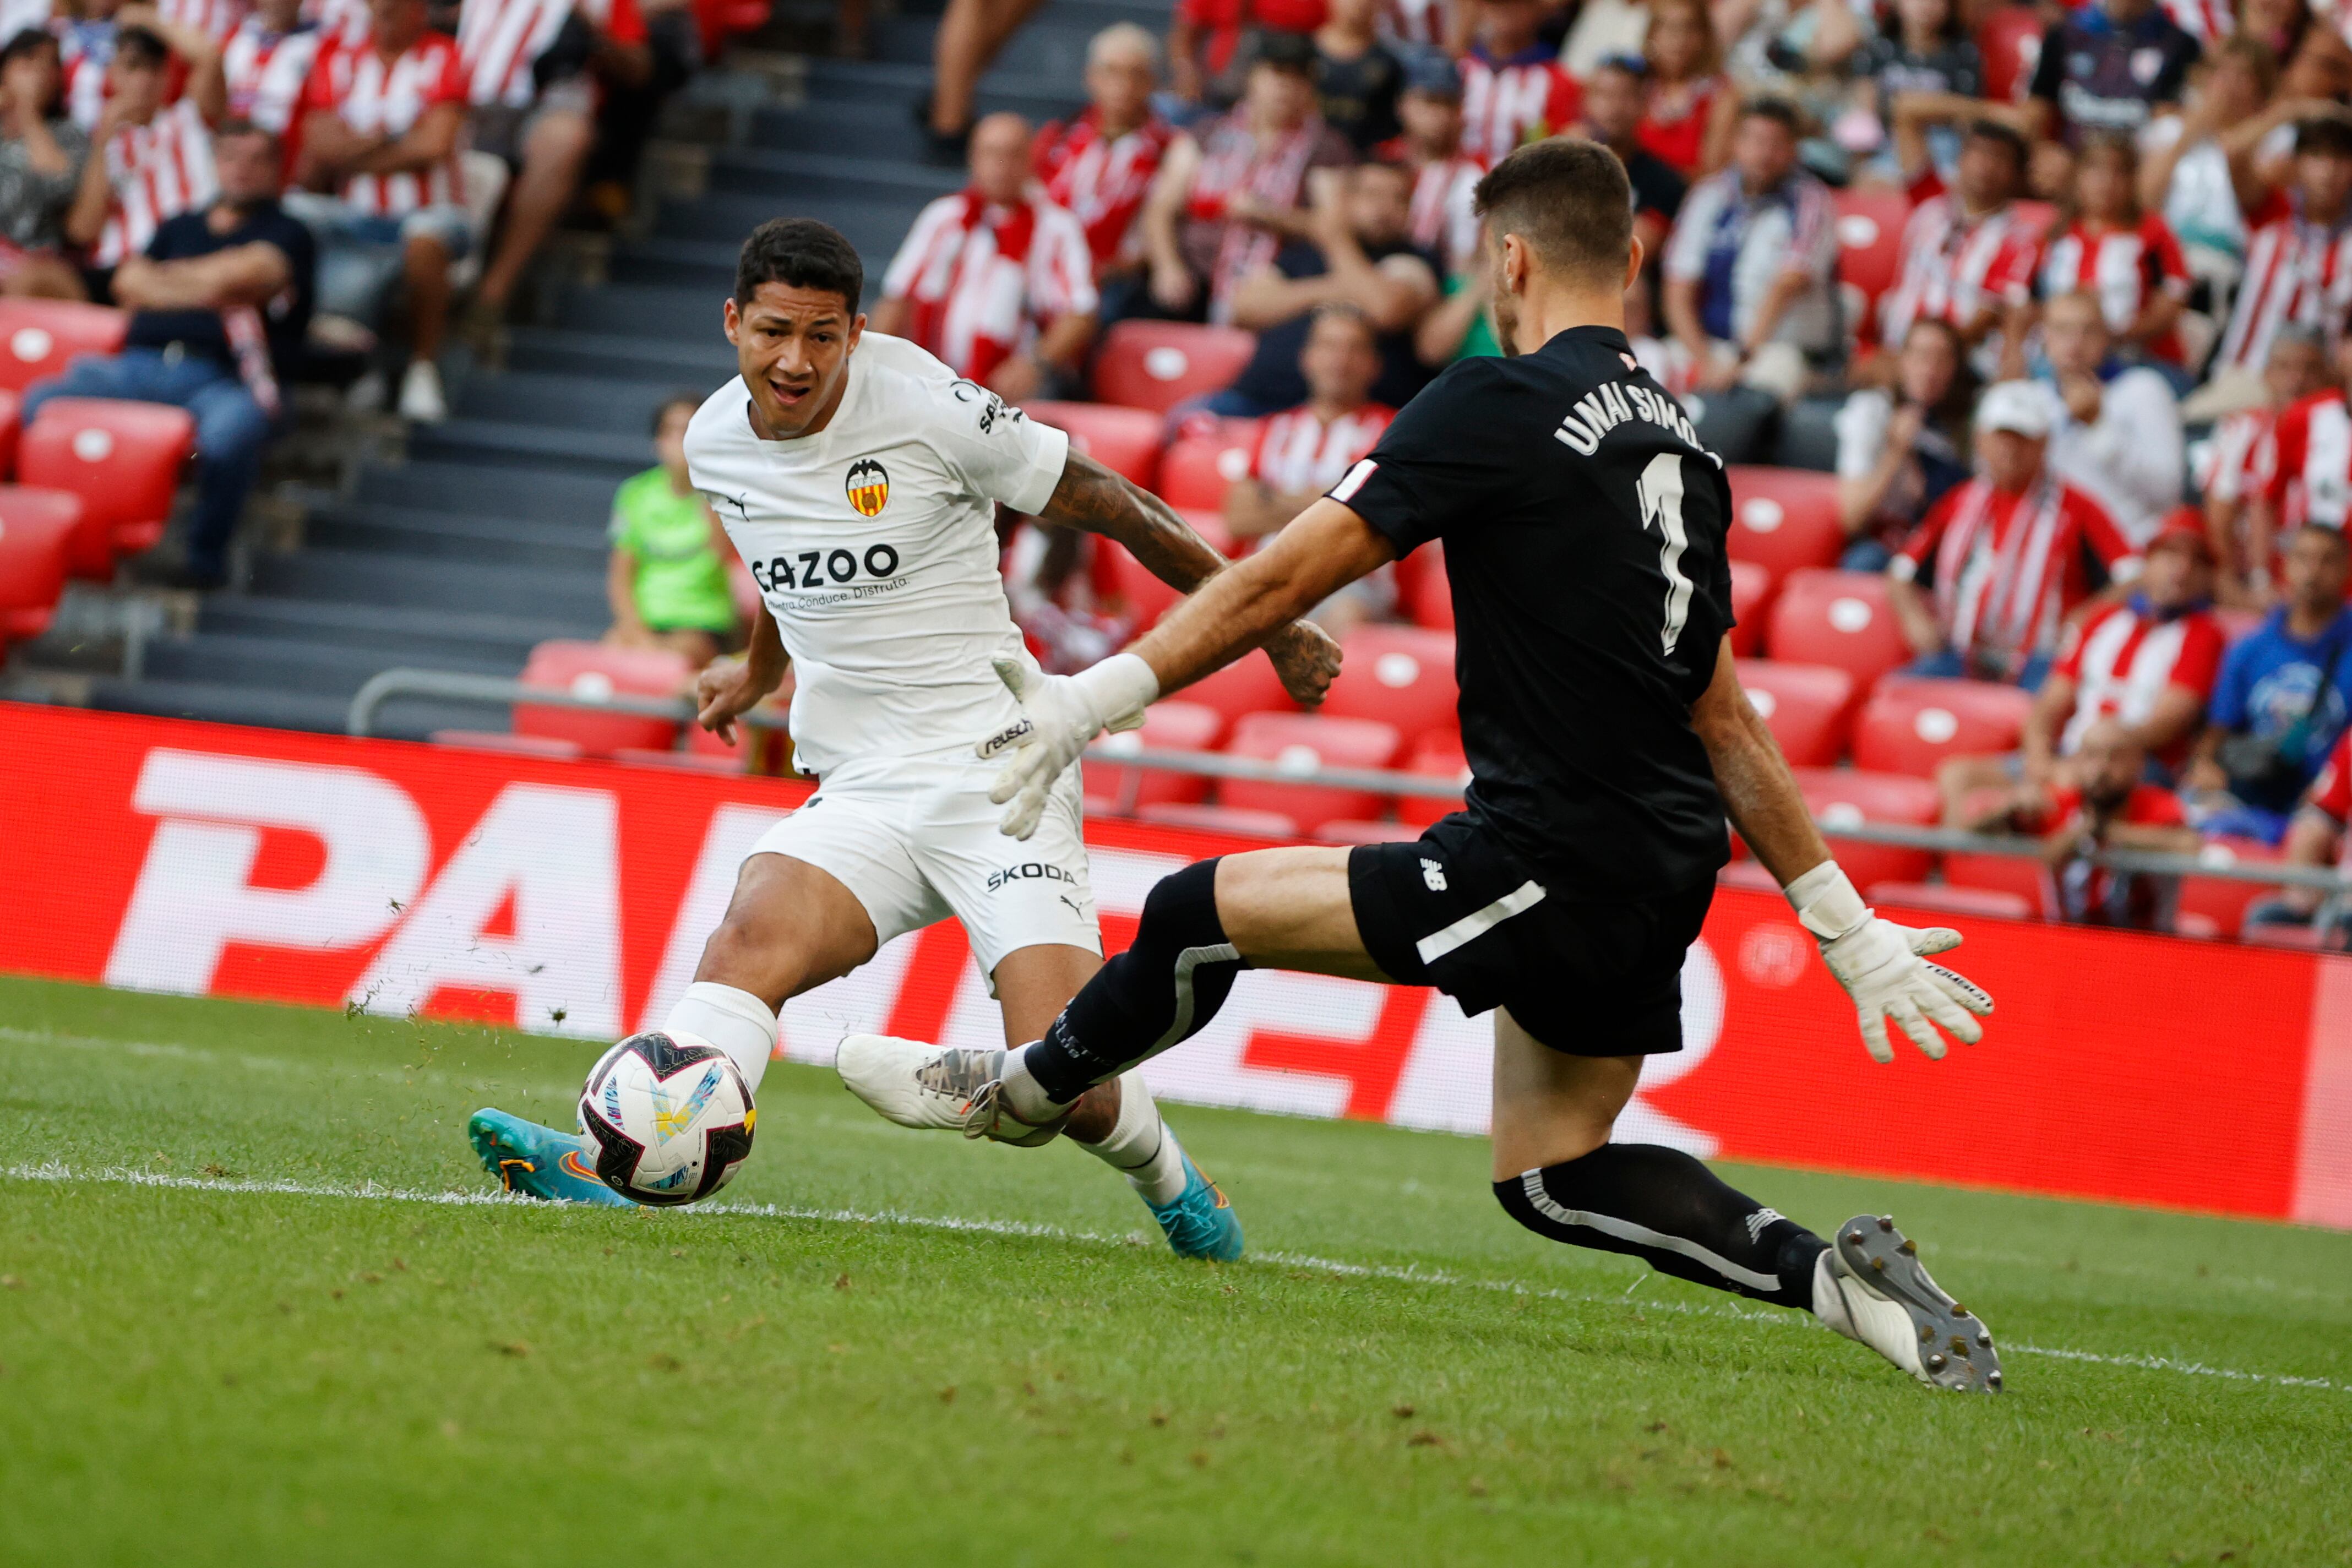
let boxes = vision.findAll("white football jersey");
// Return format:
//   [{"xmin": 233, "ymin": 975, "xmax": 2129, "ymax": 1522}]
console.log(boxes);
[{"xmin": 684, "ymin": 333, "xmax": 1070, "ymax": 776}]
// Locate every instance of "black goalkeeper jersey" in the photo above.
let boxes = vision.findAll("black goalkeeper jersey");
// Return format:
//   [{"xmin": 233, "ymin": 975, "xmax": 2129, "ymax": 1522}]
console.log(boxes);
[{"xmin": 1330, "ymin": 324, "xmax": 1735, "ymax": 901}]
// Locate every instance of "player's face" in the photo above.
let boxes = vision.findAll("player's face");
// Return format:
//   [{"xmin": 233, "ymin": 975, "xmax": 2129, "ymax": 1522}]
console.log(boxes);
[
  {"xmin": 2284, "ymin": 526, "xmax": 2352, "ymax": 613},
  {"xmin": 1485, "ymin": 230, "xmax": 1522, "ymax": 356},
  {"xmin": 1581, "ymin": 68, "xmax": 1642, "ymax": 140},
  {"xmin": 724, "ymin": 282, "xmax": 865, "ymax": 440}
]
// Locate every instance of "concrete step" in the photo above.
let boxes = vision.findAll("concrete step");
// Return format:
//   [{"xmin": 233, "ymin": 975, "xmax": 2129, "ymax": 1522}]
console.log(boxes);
[
  {"xmin": 406, "ymin": 417, "xmax": 651, "ymax": 479},
  {"xmin": 140, "ymin": 630, "xmax": 522, "ymax": 699},
  {"xmin": 248, "ymin": 546, "xmax": 608, "ymax": 619},
  {"xmin": 500, "ymin": 324, "xmax": 736, "ymax": 384},
  {"xmin": 657, "ymin": 192, "xmax": 917, "ymax": 265},
  {"xmin": 703, "ymin": 146, "xmax": 962, "ymax": 203},
  {"xmin": 350, "ymin": 459, "xmax": 625, "ymax": 525},
  {"xmin": 608, "ymin": 237, "xmax": 740, "ymax": 292},
  {"xmin": 452, "ymin": 368, "xmax": 695, "ymax": 439},
  {"xmin": 798, "ymin": 57, "xmax": 1081, "ymax": 122},
  {"xmin": 306, "ymin": 500, "xmax": 609, "ymax": 570},
  {"xmin": 198, "ymin": 593, "xmax": 589, "ymax": 663},
  {"xmin": 864, "ymin": 13, "xmax": 1098, "ymax": 79}
]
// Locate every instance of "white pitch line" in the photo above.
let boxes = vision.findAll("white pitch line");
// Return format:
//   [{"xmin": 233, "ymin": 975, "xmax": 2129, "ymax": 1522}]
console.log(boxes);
[{"xmin": 7, "ymin": 1163, "xmax": 2344, "ymax": 1399}]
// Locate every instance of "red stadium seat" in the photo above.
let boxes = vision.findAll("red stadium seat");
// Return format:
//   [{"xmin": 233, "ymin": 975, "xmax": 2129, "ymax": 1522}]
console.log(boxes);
[
  {"xmin": 1093, "ymin": 511, "xmax": 1235, "ymax": 630},
  {"xmin": 1737, "ymin": 660, "xmax": 1857, "ymax": 767},
  {"xmin": 1832, "ymin": 188, "xmax": 1910, "ymax": 317},
  {"xmin": 1136, "ymin": 802, "xmax": 1299, "ymax": 838},
  {"xmin": 19, "ymin": 398, "xmax": 194, "ymax": 566},
  {"xmin": 1180, "ymin": 651, "xmax": 1295, "ymax": 731},
  {"xmin": 1396, "ymin": 728, "xmax": 1467, "ymax": 828},
  {"xmin": 1092, "ymin": 322, "xmax": 1257, "ymax": 413},
  {"xmin": 1022, "ymin": 400, "xmax": 1163, "ymax": 490},
  {"xmin": 1943, "ymin": 850, "xmax": 2055, "ymax": 917},
  {"xmin": 0, "ymin": 387, "xmax": 21, "ymax": 478},
  {"xmin": 1314, "ymin": 818, "xmax": 1412, "ymax": 845},
  {"xmin": 1853, "ymin": 676, "xmax": 2034, "ymax": 778},
  {"xmin": 1766, "ymin": 569, "xmax": 1912, "ymax": 689},
  {"xmin": 0, "ymin": 299, "xmax": 127, "ymax": 393},
  {"xmin": 1724, "ymin": 466, "xmax": 1845, "ymax": 586},
  {"xmin": 1400, "ymin": 543, "xmax": 1453, "ymax": 629},
  {"xmin": 1792, "ymin": 765, "xmax": 1941, "ymax": 889},
  {"xmin": 1322, "ymin": 624, "xmax": 1457, "ymax": 752},
  {"xmin": 1978, "ymin": 5, "xmax": 2045, "ymax": 102},
  {"xmin": 1157, "ymin": 417, "xmax": 1260, "ymax": 509},
  {"xmin": 1085, "ymin": 699, "xmax": 1223, "ymax": 811},
  {"xmin": 511, "ymin": 640, "xmax": 692, "ymax": 756},
  {"xmin": 0, "ymin": 486, "xmax": 80, "ymax": 643},
  {"xmin": 1728, "ymin": 558, "xmax": 1770, "ymax": 655},
  {"xmin": 1867, "ymin": 882, "xmax": 2033, "ymax": 921},
  {"xmin": 2176, "ymin": 836, "xmax": 2286, "ymax": 940},
  {"xmin": 1222, "ymin": 711, "xmax": 1402, "ymax": 832}
]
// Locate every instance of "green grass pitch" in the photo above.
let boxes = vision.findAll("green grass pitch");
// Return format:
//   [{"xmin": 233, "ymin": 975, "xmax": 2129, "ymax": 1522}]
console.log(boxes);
[{"xmin": 1, "ymin": 974, "xmax": 2346, "ymax": 1566}]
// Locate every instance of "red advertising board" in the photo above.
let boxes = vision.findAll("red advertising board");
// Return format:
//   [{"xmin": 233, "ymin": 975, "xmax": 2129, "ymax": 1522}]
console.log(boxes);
[{"xmin": 1, "ymin": 702, "xmax": 2345, "ymax": 1228}]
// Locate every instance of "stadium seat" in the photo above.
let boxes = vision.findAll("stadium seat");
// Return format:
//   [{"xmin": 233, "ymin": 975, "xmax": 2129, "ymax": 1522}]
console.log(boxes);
[
  {"xmin": 428, "ymin": 730, "xmax": 587, "ymax": 760},
  {"xmin": 1084, "ymin": 699, "xmax": 1223, "ymax": 811},
  {"xmin": 1737, "ymin": 660, "xmax": 1858, "ymax": 767},
  {"xmin": 1136, "ymin": 802, "xmax": 1299, "ymax": 838},
  {"xmin": 1942, "ymin": 850, "xmax": 2055, "ymax": 917},
  {"xmin": 1322, "ymin": 624, "xmax": 1457, "ymax": 751},
  {"xmin": 1792, "ymin": 765, "xmax": 1941, "ymax": 888},
  {"xmin": 1314, "ymin": 818, "xmax": 1411, "ymax": 845},
  {"xmin": 1866, "ymin": 882, "xmax": 2033, "ymax": 921},
  {"xmin": 1853, "ymin": 676, "xmax": 2034, "ymax": 778},
  {"xmin": 1832, "ymin": 188, "xmax": 1910, "ymax": 323},
  {"xmin": 1396, "ymin": 728, "xmax": 1467, "ymax": 828},
  {"xmin": 1181, "ymin": 650, "xmax": 1295, "ymax": 731},
  {"xmin": 510, "ymin": 640, "xmax": 692, "ymax": 756},
  {"xmin": 19, "ymin": 398, "xmax": 194, "ymax": 564},
  {"xmin": 1400, "ymin": 542, "xmax": 1452, "ymax": 629},
  {"xmin": 1022, "ymin": 400, "xmax": 1163, "ymax": 490},
  {"xmin": 1093, "ymin": 322, "xmax": 1257, "ymax": 413},
  {"xmin": 1766, "ymin": 569, "xmax": 1912, "ymax": 689},
  {"xmin": 0, "ymin": 298, "xmax": 126, "ymax": 393},
  {"xmin": 1724, "ymin": 466, "xmax": 1844, "ymax": 585},
  {"xmin": 1157, "ymin": 417, "xmax": 1260, "ymax": 509},
  {"xmin": 1221, "ymin": 711, "xmax": 1402, "ymax": 833},
  {"xmin": 1977, "ymin": 3, "xmax": 2045, "ymax": 103},
  {"xmin": 1096, "ymin": 538, "xmax": 1184, "ymax": 630},
  {"xmin": 0, "ymin": 486, "xmax": 81, "ymax": 643},
  {"xmin": 1728, "ymin": 558, "xmax": 1770, "ymax": 655},
  {"xmin": 2175, "ymin": 836, "xmax": 2286, "ymax": 940}
]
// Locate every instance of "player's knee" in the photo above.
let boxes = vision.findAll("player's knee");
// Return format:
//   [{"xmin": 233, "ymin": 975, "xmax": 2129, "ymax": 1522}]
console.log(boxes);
[{"xmin": 1135, "ymin": 856, "xmax": 1227, "ymax": 948}]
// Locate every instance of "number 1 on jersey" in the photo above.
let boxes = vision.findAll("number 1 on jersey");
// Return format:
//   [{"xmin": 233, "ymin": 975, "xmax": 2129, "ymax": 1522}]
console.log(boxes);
[{"xmin": 1637, "ymin": 451, "xmax": 1695, "ymax": 656}]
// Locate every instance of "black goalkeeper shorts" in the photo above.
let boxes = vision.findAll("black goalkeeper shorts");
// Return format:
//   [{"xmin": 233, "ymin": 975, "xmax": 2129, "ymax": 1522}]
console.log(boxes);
[{"xmin": 1348, "ymin": 813, "xmax": 1716, "ymax": 1057}]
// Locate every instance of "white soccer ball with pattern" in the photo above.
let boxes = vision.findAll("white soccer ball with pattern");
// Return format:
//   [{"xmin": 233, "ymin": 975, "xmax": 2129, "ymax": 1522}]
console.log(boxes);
[{"xmin": 577, "ymin": 1032, "xmax": 757, "ymax": 1205}]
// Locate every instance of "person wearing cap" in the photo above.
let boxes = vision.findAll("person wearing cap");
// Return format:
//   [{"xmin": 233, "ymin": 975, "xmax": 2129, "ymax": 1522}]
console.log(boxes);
[
  {"xmin": 1136, "ymin": 33, "xmax": 1355, "ymax": 323},
  {"xmin": 2036, "ymin": 288, "xmax": 2184, "ymax": 546},
  {"xmin": 1888, "ymin": 379, "xmax": 2144, "ymax": 687},
  {"xmin": 1937, "ymin": 506, "xmax": 2224, "ymax": 821}
]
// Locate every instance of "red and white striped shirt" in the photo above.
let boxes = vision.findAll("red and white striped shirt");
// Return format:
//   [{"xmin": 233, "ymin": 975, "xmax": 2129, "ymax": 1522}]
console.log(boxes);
[
  {"xmin": 1249, "ymin": 401, "xmax": 1396, "ymax": 496},
  {"xmin": 455, "ymin": 0, "xmax": 644, "ymax": 110},
  {"xmin": 1894, "ymin": 475, "xmax": 2141, "ymax": 670},
  {"xmin": 880, "ymin": 189, "xmax": 1099, "ymax": 385},
  {"xmin": 157, "ymin": 0, "xmax": 246, "ymax": 42},
  {"xmin": 92, "ymin": 98, "xmax": 217, "ymax": 268},
  {"xmin": 56, "ymin": 20, "xmax": 113, "ymax": 130},
  {"xmin": 1458, "ymin": 50, "xmax": 1579, "ymax": 165},
  {"xmin": 300, "ymin": 29, "xmax": 466, "ymax": 214},
  {"xmin": 2035, "ymin": 211, "xmax": 2192, "ymax": 362},
  {"xmin": 1408, "ymin": 153, "xmax": 1482, "ymax": 274},
  {"xmin": 1880, "ymin": 179, "xmax": 2042, "ymax": 349},
  {"xmin": 302, "ymin": 0, "xmax": 369, "ymax": 45},
  {"xmin": 1379, "ymin": 0, "xmax": 1448, "ymax": 48},
  {"xmin": 2052, "ymin": 598, "xmax": 2226, "ymax": 765},
  {"xmin": 2158, "ymin": 0, "xmax": 2234, "ymax": 46},
  {"xmin": 2260, "ymin": 388, "xmax": 2352, "ymax": 529},
  {"xmin": 223, "ymin": 17, "xmax": 323, "ymax": 133},
  {"xmin": 2213, "ymin": 192, "xmax": 2352, "ymax": 374},
  {"xmin": 1031, "ymin": 109, "xmax": 1173, "ymax": 272},
  {"xmin": 2196, "ymin": 404, "xmax": 2278, "ymax": 505}
]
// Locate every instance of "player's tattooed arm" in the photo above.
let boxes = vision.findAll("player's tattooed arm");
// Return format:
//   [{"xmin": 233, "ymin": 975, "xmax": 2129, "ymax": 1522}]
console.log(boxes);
[{"xmin": 1036, "ymin": 449, "xmax": 1342, "ymax": 705}]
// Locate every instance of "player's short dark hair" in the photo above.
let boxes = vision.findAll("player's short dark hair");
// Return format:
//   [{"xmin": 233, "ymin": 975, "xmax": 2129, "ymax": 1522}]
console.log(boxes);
[
  {"xmin": 734, "ymin": 217, "xmax": 864, "ymax": 314},
  {"xmin": 2295, "ymin": 115, "xmax": 2352, "ymax": 159},
  {"xmin": 652, "ymin": 390, "xmax": 702, "ymax": 434},
  {"xmin": 1739, "ymin": 96, "xmax": 1802, "ymax": 136},
  {"xmin": 1473, "ymin": 137, "xmax": 1633, "ymax": 288},
  {"xmin": 114, "ymin": 26, "xmax": 170, "ymax": 70},
  {"xmin": 1966, "ymin": 118, "xmax": 2029, "ymax": 172}
]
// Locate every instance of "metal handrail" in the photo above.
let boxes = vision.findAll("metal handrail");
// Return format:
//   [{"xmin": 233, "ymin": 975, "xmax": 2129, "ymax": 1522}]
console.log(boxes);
[{"xmin": 345, "ymin": 669, "xmax": 2348, "ymax": 892}]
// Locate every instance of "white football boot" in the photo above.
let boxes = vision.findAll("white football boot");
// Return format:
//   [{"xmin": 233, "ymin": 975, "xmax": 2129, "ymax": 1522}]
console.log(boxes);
[
  {"xmin": 835, "ymin": 1035, "xmax": 1066, "ymax": 1146},
  {"xmin": 1813, "ymin": 1213, "xmax": 2002, "ymax": 1393}
]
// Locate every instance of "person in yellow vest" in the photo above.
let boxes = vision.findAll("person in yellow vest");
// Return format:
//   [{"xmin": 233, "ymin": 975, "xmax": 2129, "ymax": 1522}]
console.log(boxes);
[{"xmin": 605, "ymin": 393, "xmax": 739, "ymax": 667}]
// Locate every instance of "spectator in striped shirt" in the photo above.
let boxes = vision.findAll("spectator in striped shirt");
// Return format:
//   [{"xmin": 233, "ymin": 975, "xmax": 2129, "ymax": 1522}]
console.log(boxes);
[
  {"xmin": 221, "ymin": 0, "xmax": 324, "ymax": 135},
  {"xmin": 287, "ymin": 0, "xmax": 470, "ymax": 422},
  {"xmin": 1386, "ymin": 47, "xmax": 1478, "ymax": 275},
  {"xmin": 2024, "ymin": 133, "xmax": 2193, "ymax": 374},
  {"xmin": 0, "ymin": 28, "xmax": 92, "ymax": 300},
  {"xmin": 1030, "ymin": 23, "xmax": 1172, "ymax": 295},
  {"xmin": 870, "ymin": 112, "xmax": 1099, "ymax": 402},
  {"xmin": 2198, "ymin": 325, "xmax": 2328, "ymax": 601},
  {"xmin": 61, "ymin": 18, "xmax": 225, "ymax": 298},
  {"xmin": 2203, "ymin": 115, "xmax": 2352, "ymax": 411},
  {"xmin": 1456, "ymin": 0, "xmax": 1578, "ymax": 165}
]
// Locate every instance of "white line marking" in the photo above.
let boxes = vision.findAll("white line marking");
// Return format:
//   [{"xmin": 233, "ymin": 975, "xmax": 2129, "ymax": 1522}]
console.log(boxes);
[{"xmin": 6, "ymin": 1162, "xmax": 2342, "ymax": 1398}]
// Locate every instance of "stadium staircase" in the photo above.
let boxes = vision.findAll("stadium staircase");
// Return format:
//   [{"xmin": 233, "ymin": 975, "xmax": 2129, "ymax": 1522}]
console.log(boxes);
[{"xmin": 51, "ymin": 0, "xmax": 1161, "ymax": 739}]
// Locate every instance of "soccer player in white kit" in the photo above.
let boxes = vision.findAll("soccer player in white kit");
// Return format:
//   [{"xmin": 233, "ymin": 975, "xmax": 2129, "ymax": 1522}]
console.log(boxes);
[{"xmin": 468, "ymin": 217, "xmax": 1340, "ymax": 1256}]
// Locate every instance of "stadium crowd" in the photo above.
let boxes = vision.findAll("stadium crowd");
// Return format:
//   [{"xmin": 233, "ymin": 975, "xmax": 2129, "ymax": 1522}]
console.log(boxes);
[{"xmin": 857, "ymin": 0, "xmax": 2352, "ymax": 945}]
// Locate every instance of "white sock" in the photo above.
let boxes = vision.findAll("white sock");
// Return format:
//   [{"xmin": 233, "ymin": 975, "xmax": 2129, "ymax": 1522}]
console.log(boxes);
[
  {"xmin": 1071, "ymin": 1070, "xmax": 1189, "ymax": 1205},
  {"xmin": 663, "ymin": 982, "xmax": 779, "ymax": 1093},
  {"xmin": 998, "ymin": 1044, "xmax": 1072, "ymax": 1125}
]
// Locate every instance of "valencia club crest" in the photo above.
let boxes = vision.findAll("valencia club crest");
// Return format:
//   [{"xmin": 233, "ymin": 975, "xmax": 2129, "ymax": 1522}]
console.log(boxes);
[{"xmin": 845, "ymin": 458, "xmax": 890, "ymax": 517}]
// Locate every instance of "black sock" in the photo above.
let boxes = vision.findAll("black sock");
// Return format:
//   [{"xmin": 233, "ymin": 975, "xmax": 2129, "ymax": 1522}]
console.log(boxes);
[
  {"xmin": 1023, "ymin": 858, "xmax": 1244, "ymax": 1102},
  {"xmin": 1493, "ymin": 1144, "xmax": 1828, "ymax": 1311}
]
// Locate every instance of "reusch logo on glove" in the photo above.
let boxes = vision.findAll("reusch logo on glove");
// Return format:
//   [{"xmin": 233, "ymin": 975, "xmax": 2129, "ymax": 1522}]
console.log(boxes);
[{"xmin": 979, "ymin": 716, "xmax": 1033, "ymax": 756}]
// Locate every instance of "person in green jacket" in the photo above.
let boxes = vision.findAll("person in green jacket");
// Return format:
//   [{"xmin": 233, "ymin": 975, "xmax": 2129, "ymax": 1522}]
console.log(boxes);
[{"xmin": 606, "ymin": 393, "xmax": 739, "ymax": 667}]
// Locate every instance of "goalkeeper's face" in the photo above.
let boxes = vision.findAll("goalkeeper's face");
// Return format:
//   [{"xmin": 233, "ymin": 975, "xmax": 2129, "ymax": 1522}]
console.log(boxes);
[{"xmin": 725, "ymin": 282, "xmax": 865, "ymax": 440}]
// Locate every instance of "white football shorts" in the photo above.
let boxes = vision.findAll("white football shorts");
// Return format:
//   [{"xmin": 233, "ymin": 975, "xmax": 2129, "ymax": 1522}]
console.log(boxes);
[{"xmin": 747, "ymin": 755, "xmax": 1101, "ymax": 983}]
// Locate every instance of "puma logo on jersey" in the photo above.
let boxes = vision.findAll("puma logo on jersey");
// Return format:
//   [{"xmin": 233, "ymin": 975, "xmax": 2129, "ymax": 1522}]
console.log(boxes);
[
  {"xmin": 845, "ymin": 458, "xmax": 890, "ymax": 516},
  {"xmin": 1420, "ymin": 858, "xmax": 1447, "ymax": 892}
]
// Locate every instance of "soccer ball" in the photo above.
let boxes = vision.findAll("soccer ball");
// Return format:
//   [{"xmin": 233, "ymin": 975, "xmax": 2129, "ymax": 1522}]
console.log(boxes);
[{"xmin": 577, "ymin": 1032, "xmax": 757, "ymax": 1206}]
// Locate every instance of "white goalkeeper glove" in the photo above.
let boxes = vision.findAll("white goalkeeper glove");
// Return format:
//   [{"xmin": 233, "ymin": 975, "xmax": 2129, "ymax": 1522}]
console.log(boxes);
[
  {"xmin": 979, "ymin": 652, "xmax": 1158, "ymax": 841},
  {"xmin": 1785, "ymin": 861, "xmax": 1995, "ymax": 1064}
]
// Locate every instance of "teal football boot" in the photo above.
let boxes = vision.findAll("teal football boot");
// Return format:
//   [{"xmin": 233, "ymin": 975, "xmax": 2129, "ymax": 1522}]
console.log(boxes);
[
  {"xmin": 1144, "ymin": 1154, "xmax": 1244, "ymax": 1260},
  {"xmin": 467, "ymin": 1108, "xmax": 633, "ymax": 1207}
]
